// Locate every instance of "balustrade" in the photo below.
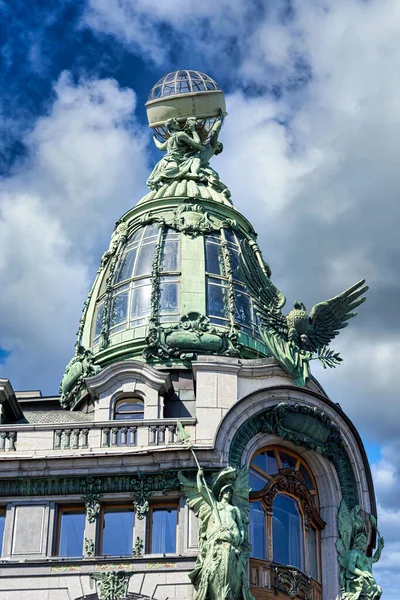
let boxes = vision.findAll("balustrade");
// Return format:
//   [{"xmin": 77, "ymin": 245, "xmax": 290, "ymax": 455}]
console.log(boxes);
[
  {"xmin": 53, "ymin": 428, "xmax": 89, "ymax": 450},
  {"xmin": 0, "ymin": 419, "xmax": 194, "ymax": 454}
]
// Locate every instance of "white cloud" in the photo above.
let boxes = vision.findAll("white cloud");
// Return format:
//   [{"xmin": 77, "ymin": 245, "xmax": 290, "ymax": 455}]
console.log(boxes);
[{"xmin": 0, "ymin": 73, "xmax": 149, "ymax": 392}]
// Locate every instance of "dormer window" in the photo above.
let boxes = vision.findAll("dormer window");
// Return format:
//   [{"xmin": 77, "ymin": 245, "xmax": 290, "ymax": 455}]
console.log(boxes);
[{"xmin": 114, "ymin": 398, "xmax": 144, "ymax": 421}]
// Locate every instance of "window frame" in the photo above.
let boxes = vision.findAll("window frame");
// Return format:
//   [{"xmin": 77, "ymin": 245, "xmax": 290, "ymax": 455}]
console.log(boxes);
[
  {"xmin": 113, "ymin": 397, "xmax": 145, "ymax": 421},
  {"xmin": 92, "ymin": 224, "xmax": 182, "ymax": 344},
  {"xmin": 54, "ymin": 505, "xmax": 86, "ymax": 558},
  {"xmin": 148, "ymin": 502, "xmax": 179, "ymax": 555},
  {"xmin": 98, "ymin": 503, "xmax": 136, "ymax": 557},
  {"xmin": 249, "ymin": 446, "xmax": 323, "ymax": 582}
]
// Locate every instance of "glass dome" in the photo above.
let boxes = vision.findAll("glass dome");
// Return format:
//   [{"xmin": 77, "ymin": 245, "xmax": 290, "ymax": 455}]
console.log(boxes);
[{"xmin": 148, "ymin": 70, "xmax": 220, "ymax": 101}]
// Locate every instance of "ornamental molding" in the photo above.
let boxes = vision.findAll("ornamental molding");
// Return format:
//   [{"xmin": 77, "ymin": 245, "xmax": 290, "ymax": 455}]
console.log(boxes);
[
  {"xmin": 85, "ymin": 359, "xmax": 173, "ymax": 398},
  {"xmin": 91, "ymin": 570, "xmax": 134, "ymax": 600},
  {"xmin": 82, "ymin": 476, "xmax": 102, "ymax": 523},
  {"xmin": 251, "ymin": 468, "xmax": 325, "ymax": 530},
  {"xmin": 0, "ymin": 470, "xmax": 183, "ymax": 499},
  {"xmin": 143, "ymin": 311, "xmax": 239, "ymax": 361},
  {"xmin": 273, "ymin": 565, "xmax": 312, "ymax": 600},
  {"xmin": 229, "ymin": 402, "xmax": 358, "ymax": 510}
]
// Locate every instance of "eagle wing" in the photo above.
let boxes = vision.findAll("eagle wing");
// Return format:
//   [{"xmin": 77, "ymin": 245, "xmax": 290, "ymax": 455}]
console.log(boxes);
[
  {"xmin": 307, "ymin": 279, "xmax": 368, "ymax": 353},
  {"xmin": 239, "ymin": 239, "xmax": 286, "ymax": 311}
]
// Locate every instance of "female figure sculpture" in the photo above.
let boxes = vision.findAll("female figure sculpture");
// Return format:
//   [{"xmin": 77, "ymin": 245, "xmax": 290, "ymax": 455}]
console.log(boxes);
[{"xmin": 146, "ymin": 114, "xmax": 225, "ymax": 191}]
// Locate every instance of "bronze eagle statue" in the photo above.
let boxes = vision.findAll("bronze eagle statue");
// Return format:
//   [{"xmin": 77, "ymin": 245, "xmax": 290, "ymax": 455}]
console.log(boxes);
[{"xmin": 239, "ymin": 238, "xmax": 368, "ymax": 385}]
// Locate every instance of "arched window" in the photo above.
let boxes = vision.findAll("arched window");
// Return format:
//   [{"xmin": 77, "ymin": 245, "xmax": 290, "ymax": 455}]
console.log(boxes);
[
  {"xmin": 114, "ymin": 398, "xmax": 144, "ymax": 421},
  {"xmin": 249, "ymin": 446, "xmax": 324, "ymax": 586}
]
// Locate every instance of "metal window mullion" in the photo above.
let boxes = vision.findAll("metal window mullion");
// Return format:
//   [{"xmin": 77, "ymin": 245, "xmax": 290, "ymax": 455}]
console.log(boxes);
[
  {"xmin": 148, "ymin": 223, "xmax": 165, "ymax": 328},
  {"xmin": 99, "ymin": 233, "xmax": 128, "ymax": 349},
  {"xmin": 220, "ymin": 228, "xmax": 239, "ymax": 336}
]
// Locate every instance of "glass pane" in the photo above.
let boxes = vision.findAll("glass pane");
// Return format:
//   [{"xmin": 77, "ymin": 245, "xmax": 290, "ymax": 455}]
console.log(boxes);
[
  {"xmin": 230, "ymin": 250, "xmax": 241, "ymax": 281},
  {"xmin": 110, "ymin": 292, "xmax": 128, "ymax": 327},
  {"xmin": 279, "ymin": 450, "xmax": 298, "ymax": 471},
  {"xmin": 249, "ymin": 468, "xmax": 268, "ymax": 491},
  {"xmin": 252, "ymin": 449, "xmax": 279, "ymax": 476},
  {"xmin": 207, "ymin": 283, "xmax": 227, "ymax": 318},
  {"xmin": 250, "ymin": 501, "xmax": 266, "ymax": 559},
  {"xmin": 115, "ymin": 249, "xmax": 137, "ymax": 283},
  {"xmin": 94, "ymin": 304, "xmax": 104, "ymax": 338},
  {"xmin": 299, "ymin": 464, "xmax": 315, "ymax": 491},
  {"xmin": 309, "ymin": 526, "xmax": 319, "ymax": 580},
  {"xmin": 162, "ymin": 239, "xmax": 179, "ymax": 272},
  {"xmin": 160, "ymin": 282, "xmax": 179, "ymax": 314},
  {"xmin": 224, "ymin": 229, "xmax": 238, "ymax": 247},
  {"xmin": 115, "ymin": 400, "xmax": 144, "ymax": 420},
  {"xmin": 58, "ymin": 510, "xmax": 85, "ymax": 557},
  {"xmin": 143, "ymin": 223, "xmax": 159, "ymax": 239},
  {"xmin": 127, "ymin": 228, "xmax": 144, "ymax": 247},
  {"xmin": 205, "ymin": 240, "xmax": 222, "ymax": 275},
  {"xmin": 273, "ymin": 495, "xmax": 304, "ymax": 569},
  {"xmin": 102, "ymin": 509, "xmax": 134, "ymax": 556},
  {"xmin": 0, "ymin": 513, "xmax": 5, "ymax": 556},
  {"xmin": 131, "ymin": 282, "xmax": 152, "ymax": 319},
  {"xmin": 151, "ymin": 508, "xmax": 177, "ymax": 553},
  {"xmin": 234, "ymin": 289, "xmax": 252, "ymax": 324},
  {"xmin": 134, "ymin": 244, "xmax": 156, "ymax": 276}
]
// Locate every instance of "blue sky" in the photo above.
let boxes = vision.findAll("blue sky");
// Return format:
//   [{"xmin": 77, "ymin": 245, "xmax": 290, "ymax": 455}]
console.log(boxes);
[{"xmin": 1, "ymin": 0, "xmax": 400, "ymax": 594}]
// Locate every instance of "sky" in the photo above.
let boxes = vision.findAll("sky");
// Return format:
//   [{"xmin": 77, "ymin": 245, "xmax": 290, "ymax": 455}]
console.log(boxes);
[{"xmin": 1, "ymin": 0, "xmax": 399, "ymax": 593}]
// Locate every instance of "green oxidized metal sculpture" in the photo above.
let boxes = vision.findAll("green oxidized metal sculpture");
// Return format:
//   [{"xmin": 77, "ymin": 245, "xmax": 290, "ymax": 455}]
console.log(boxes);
[
  {"xmin": 177, "ymin": 422, "xmax": 255, "ymax": 600},
  {"xmin": 147, "ymin": 112, "xmax": 230, "ymax": 198},
  {"xmin": 239, "ymin": 238, "xmax": 368, "ymax": 386},
  {"xmin": 336, "ymin": 501, "xmax": 384, "ymax": 599}
]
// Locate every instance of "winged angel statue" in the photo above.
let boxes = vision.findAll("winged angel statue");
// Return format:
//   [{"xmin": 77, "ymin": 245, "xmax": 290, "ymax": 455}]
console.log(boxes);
[
  {"xmin": 336, "ymin": 501, "xmax": 384, "ymax": 600},
  {"xmin": 239, "ymin": 239, "xmax": 368, "ymax": 386},
  {"xmin": 178, "ymin": 461, "xmax": 255, "ymax": 600}
]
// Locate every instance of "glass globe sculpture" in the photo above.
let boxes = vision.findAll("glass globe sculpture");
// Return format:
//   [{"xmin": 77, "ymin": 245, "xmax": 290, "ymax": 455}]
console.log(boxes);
[{"xmin": 145, "ymin": 70, "xmax": 227, "ymax": 141}]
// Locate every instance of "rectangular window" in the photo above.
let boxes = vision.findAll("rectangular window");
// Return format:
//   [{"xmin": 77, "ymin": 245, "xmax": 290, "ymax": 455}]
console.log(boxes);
[
  {"xmin": 57, "ymin": 507, "xmax": 85, "ymax": 557},
  {"xmin": 101, "ymin": 506, "xmax": 134, "ymax": 556},
  {"xmin": 0, "ymin": 509, "xmax": 5, "ymax": 556},
  {"xmin": 150, "ymin": 505, "xmax": 178, "ymax": 554}
]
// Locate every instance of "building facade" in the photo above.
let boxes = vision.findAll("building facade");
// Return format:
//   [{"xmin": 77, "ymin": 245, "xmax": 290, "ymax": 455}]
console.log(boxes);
[{"xmin": 0, "ymin": 71, "xmax": 382, "ymax": 600}]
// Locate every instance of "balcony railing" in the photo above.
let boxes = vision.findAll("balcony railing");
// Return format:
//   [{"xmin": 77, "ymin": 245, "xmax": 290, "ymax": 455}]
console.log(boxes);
[
  {"xmin": 0, "ymin": 419, "xmax": 196, "ymax": 456},
  {"xmin": 249, "ymin": 560, "xmax": 322, "ymax": 600}
]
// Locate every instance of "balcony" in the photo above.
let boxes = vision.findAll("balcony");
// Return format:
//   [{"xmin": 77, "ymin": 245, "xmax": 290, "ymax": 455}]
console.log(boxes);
[
  {"xmin": 249, "ymin": 560, "xmax": 322, "ymax": 600},
  {"xmin": 0, "ymin": 419, "xmax": 196, "ymax": 457}
]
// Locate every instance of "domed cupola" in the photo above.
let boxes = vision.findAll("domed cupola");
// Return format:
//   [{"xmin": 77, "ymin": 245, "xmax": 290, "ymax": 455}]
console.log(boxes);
[{"xmin": 59, "ymin": 70, "xmax": 367, "ymax": 410}]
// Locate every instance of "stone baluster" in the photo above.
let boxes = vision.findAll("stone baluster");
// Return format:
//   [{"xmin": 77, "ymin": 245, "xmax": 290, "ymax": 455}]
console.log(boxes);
[
  {"xmin": 81, "ymin": 429, "xmax": 89, "ymax": 449},
  {"xmin": 0, "ymin": 432, "xmax": 7, "ymax": 452},
  {"xmin": 102, "ymin": 428, "xmax": 110, "ymax": 447},
  {"xmin": 8, "ymin": 432, "xmax": 16, "ymax": 451},
  {"xmin": 158, "ymin": 425, "xmax": 166, "ymax": 444},
  {"xmin": 168, "ymin": 425, "xmax": 176, "ymax": 444},
  {"xmin": 129, "ymin": 426, "xmax": 137, "ymax": 446},
  {"xmin": 72, "ymin": 429, "xmax": 80, "ymax": 449},
  {"xmin": 54, "ymin": 429, "xmax": 62, "ymax": 449},
  {"xmin": 111, "ymin": 427, "xmax": 118, "ymax": 446},
  {"xmin": 120, "ymin": 427, "xmax": 128, "ymax": 446},
  {"xmin": 64, "ymin": 430, "xmax": 72, "ymax": 449},
  {"xmin": 149, "ymin": 426, "xmax": 157, "ymax": 445}
]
